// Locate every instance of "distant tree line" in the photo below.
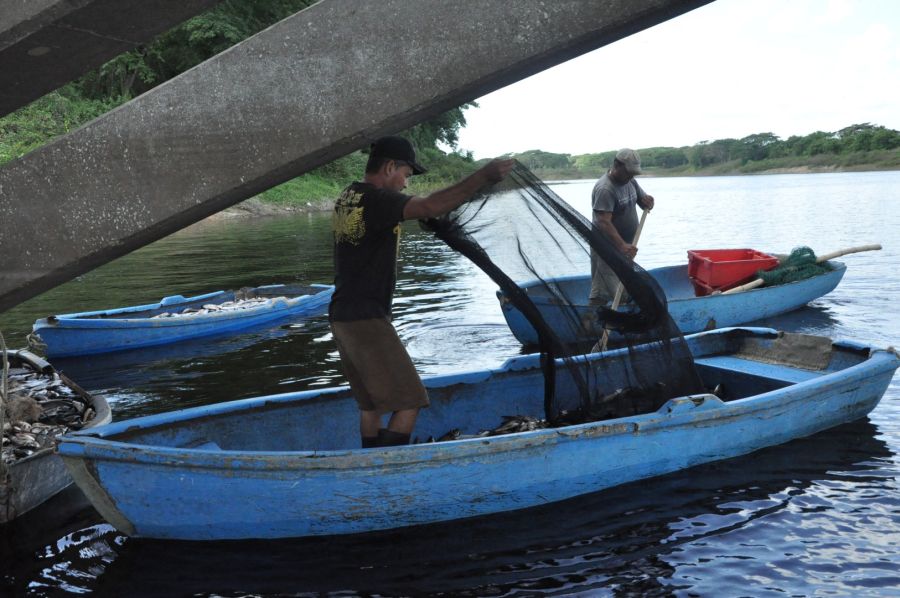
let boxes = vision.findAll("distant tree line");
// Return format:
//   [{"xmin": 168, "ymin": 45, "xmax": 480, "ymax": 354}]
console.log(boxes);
[
  {"xmin": 4, "ymin": 0, "xmax": 899, "ymax": 200},
  {"xmin": 509, "ymin": 124, "xmax": 900, "ymax": 175}
]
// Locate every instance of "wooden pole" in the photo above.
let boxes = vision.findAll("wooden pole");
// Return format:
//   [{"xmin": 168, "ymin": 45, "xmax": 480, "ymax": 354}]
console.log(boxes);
[
  {"xmin": 596, "ymin": 209, "xmax": 649, "ymax": 352},
  {"xmin": 721, "ymin": 244, "xmax": 882, "ymax": 295}
]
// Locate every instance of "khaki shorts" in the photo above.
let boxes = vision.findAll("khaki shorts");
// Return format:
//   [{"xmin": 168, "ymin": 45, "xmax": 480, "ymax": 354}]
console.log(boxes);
[{"xmin": 330, "ymin": 318, "xmax": 429, "ymax": 413}]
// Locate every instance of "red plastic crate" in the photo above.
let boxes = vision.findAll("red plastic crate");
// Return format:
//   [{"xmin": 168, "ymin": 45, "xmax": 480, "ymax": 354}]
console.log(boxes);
[
  {"xmin": 689, "ymin": 277, "xmax": 742, "ymax": 297},
  {"xmin": 687, "ymin": 249, "xmax": 779, "ymax": 289}
]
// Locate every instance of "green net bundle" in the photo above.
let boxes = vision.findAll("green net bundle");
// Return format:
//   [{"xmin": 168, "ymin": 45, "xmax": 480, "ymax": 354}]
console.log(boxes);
[{"xmin": 757, "ymin": 246, "xmax": 833, "ymax": 286}]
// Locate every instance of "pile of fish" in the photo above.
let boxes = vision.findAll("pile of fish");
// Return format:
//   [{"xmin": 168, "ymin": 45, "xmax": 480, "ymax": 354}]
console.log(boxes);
[
  {"xmin": 423, "ymin": 388, "xmax": 643, "ymax": 443},
  {"xmin": 428, "ymin": 384, "xmax": 729, "ymax": 443},
  {"xmin": 2, "ymin": 354, "xmax": 94, "ymax": 465},
  {"xmin": 420, "ymin": 415, "xmax": 548, "ymax": 443},
  {"xmin": 150, "ymin": 296, "xmax": 288, "ymax": 319}
]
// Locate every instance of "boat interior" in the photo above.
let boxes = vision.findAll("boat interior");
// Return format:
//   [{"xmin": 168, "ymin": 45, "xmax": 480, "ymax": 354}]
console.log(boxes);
[
  {"xmin": 509, "ymin": 265, "xmax": 698, "ymax": 305},
  {"xmin": 54, "ymin": 284, "xmax": 324, "ymax": 320},
  {"xmin": 507, "ymin": 262, "xmax": 844, "ymax": 308},
  {"xmin": 82, "ymin": 329, "xmax": 871, "ymax": 454}
]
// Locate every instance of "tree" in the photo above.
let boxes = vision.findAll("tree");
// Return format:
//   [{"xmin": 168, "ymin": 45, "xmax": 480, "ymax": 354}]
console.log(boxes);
[
  {"xmin": 802, "ymin": 131, "xmax": 840, "ymax": 156},
  {"xmin": 639, "ymin": 147, "xmax": 688, "ymax": 168},
  {"xmin": 737, "ymin": 133, "xmax": 780, "ymax": 162},
  {"xmin": 690, "ymin": 139, "xmax": 737, "ymax": 167},
  {"xmin": 404, "ymin": 104, "xmax": 475, "ymax": 151},
  {"xmin": 77, "ymin": 0, "xmax": 316, "ymax": 100},
  {"xmin": 837, "ymin": 123, "xmax": 900, "ymax": 153},
  {"xmin": 573, "ymin": 152, "xmax": 616, "ymax": 172},
  {"xmin": 511, "ymin": 150, "xmax": 571, "ymax": 170}
]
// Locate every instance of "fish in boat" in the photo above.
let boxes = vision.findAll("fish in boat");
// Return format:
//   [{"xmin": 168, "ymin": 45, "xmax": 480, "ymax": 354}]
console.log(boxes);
[
  {"xmin": 1, "ymin": 349, "xmax": 111, "ymax": 523},
  {"xmin": 31, "ymin": 283, "xmax": 334, "ymax": 357}
]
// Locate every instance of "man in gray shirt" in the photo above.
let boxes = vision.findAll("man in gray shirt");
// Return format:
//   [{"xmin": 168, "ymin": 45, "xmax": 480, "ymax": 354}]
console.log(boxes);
[{"xmin": 589, "ymin": 148, "xmax": 655, "ymax": 305}]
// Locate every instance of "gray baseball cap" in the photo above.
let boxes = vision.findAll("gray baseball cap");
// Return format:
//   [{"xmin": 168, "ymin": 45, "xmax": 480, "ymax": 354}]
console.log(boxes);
[{"xmin": 615, "ymin": 148, "xmax": 642, "ymax": 175}]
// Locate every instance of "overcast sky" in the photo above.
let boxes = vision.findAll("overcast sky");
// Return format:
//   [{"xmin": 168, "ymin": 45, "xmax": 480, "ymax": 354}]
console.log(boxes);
[{"xmin": 456, "ymin": 0, "xmax": 900, "ymax": 159}]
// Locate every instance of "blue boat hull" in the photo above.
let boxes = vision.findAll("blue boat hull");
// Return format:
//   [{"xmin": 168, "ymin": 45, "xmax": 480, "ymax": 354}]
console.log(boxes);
[
  {"xmin": 498, "ymin": 262, "xmax": 846, "ymax": 346},
  {"xmin": 58, "ymin": 327, "xmax": 898, "ymax": 540},
  {"xmin": 32, "ymin": 283, "xmax": 334, "ymax": 357}
]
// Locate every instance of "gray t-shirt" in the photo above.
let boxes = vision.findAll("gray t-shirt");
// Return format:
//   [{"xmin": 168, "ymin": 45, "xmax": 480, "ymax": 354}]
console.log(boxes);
[{"xmin": 591, "ymin": 174, "xmax": 648, "ymax": 243}]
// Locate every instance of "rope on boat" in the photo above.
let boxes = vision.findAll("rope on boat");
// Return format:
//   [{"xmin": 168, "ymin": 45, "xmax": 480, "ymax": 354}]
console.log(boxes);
[{"xmin": 25, "ymin": 331, "xmax": 47, "ymax": 353}]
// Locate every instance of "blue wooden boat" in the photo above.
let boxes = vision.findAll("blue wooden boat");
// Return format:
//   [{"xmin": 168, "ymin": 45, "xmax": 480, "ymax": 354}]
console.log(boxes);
[
  {"xmin": 32, "ymin": 283, "xmax": 334, "ymax": 357},
  {"xmin": 57, "ymin": 327, "xmax": 898, "ymax": 541},
  {"xmin": 498, "ymin": 261, "xmax": 846, "ymax": 346}
]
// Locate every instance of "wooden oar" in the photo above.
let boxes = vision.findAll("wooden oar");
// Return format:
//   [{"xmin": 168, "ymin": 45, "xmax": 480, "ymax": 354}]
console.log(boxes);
[
  {"xmin": 721, "ymin": 244, "xmax": 882, "ymax": 295},
  {"xmin": 595, "ymin": 209, "xmax": 649, "ymax": 352}
]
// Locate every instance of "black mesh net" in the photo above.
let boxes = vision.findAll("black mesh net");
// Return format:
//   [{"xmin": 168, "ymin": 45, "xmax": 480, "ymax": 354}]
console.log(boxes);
[{"xmin": 422, "ymin": 162, "xmax": 704, "ymax": 425}]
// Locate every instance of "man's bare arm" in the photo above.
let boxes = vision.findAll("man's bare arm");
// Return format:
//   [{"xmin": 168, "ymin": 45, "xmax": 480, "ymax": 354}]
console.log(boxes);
[{"xmin": 403, "ymin": 159, "xmax": 514, "ymax": 220}]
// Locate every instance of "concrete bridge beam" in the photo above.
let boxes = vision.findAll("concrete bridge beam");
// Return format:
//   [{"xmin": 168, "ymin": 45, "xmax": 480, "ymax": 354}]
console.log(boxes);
[
  {"xmin": 0, "ymin": 0, "xmax": 712, "ymax": 313},
  {"xmin": 0, "ymin": 0, "xmax": 222, "ymax": 117}
]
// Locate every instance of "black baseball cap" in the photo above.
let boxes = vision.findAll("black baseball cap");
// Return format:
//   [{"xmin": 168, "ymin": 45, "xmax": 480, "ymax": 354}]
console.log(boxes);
[{"xmin": 370, "ymin": 136, "xmax": 427, "ymax": 175}]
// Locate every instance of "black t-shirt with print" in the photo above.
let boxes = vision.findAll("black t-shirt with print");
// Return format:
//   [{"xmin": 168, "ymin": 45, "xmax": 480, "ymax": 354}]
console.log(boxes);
[{"xmin": 329, "ymin": 182, "xmax": 411, "ymax": 321}]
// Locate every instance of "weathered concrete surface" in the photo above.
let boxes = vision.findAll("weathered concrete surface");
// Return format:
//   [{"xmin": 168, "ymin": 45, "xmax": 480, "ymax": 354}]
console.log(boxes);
[
  {"xmin": 0, "ymin": 0, "xmax": 221, "ymax": 117},
  {"xmin": 0, "ymin": 0, "xmax": 713, "ymax": 313}
]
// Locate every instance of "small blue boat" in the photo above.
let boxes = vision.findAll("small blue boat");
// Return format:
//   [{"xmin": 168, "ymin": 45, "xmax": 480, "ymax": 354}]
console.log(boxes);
[
  {"xmin": 32, "ymin": 283, "xmax": 334, "ymax": 357},
  {"xmin": 498, "ymin": 262, "xmax": 846, "ymax": 346},
  {"xmin": 57, "ymin": 327, "xmax": 898, "ymax": 541}
]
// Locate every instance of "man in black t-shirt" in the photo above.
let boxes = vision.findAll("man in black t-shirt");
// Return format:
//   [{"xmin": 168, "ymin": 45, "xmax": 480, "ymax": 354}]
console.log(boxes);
[{"xmin": 330, "ymin": 136, "xmax": 513, "ymax": 448}]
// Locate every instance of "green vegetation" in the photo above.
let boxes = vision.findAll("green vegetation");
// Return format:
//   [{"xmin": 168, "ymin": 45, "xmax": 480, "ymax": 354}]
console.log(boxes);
[
  {"xmin": 510, "ymin": 124, "xmax": 900, "ymax": 181},
  {"xmin": 0, "ymin": 88, "xmax": 123, "ymax": 164},
  {"xmin": 2, "ymin": 0, "xmax": 899, "ymax": 211},
  {"xmin": 0, "ymin": 0, "xmax": 478, "ymax": 210}
]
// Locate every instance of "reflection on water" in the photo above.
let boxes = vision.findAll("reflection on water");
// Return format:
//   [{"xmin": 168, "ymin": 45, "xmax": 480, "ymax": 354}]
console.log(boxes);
[{"xmin": 1, "ymin": 172, "xmax": 900, "ymax": 595}]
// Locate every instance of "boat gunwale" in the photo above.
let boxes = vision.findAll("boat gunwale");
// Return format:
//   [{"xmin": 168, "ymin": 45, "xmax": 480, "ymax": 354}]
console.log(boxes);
[
  {"xmin": 57, "ymin": 328, "xmax": 899, "ymax": 472},
  {"xmin": 502, "ymin": 261, "xmax": 846, "ymax": 305},
  {"xmin": 33, "ymin": 286, "xmax": 334, "ymax": 329}
]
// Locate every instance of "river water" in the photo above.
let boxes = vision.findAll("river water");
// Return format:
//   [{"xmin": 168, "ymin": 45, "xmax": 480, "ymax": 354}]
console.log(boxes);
[{"xmin": 2, "ymin": 171, "xmax": 899, "ymax": 596}]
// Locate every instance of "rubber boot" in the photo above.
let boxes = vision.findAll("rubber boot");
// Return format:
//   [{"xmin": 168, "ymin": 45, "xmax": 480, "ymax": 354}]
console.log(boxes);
[
  {"xmin": 377, "ymin": 428, "xmax": 410, "ymax": 447},
  {"xmin": 361, "ymin": 436, "xmax": 378, "ymax": 449}
]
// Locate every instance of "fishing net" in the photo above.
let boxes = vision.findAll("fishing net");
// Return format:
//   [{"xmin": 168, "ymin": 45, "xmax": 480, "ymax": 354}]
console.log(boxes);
[
  {"xmin": 422, "ymin": 162, "xmax": 704, "ymax": 424},
  {"xmin": 757, "ymin": 247, "xmax": 832, "ymax": 286}
]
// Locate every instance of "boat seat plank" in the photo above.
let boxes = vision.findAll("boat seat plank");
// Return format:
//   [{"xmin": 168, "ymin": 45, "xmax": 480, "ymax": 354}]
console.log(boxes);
[{"xmin": 694, "ymin": 355, "xmax": 821, "ymax": 384}]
